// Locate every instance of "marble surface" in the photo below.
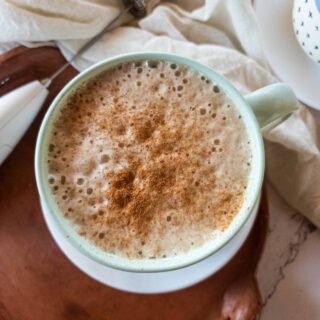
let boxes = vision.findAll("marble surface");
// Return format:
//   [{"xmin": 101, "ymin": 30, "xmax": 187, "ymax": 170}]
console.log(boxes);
[{"xmin": 258, "ymin": 184, "xmax": 319, "ymax": 319}]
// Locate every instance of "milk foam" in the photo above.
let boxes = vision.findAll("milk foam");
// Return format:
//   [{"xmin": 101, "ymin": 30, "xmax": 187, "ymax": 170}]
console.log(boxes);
[{"xmin": 47, "ymin": 60, "xmax": 252, "ymax": 259}]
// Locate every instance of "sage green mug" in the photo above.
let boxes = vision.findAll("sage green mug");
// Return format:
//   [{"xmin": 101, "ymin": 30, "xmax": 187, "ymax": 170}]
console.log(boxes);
[{"xmin": 35, "ymin": 52, "xmax": 298, "ymax": 273}]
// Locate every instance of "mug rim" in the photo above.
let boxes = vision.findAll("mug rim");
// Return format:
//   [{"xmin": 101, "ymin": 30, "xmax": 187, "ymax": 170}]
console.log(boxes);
[{"xmin": 35, "ymin": 52, "xmax": 265, "ymax": 273}]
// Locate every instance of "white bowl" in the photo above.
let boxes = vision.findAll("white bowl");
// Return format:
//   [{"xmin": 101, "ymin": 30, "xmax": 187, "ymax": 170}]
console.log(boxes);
[{"xmin": 293, "ymin": 0, "xmax": 320, "ymax": 63}]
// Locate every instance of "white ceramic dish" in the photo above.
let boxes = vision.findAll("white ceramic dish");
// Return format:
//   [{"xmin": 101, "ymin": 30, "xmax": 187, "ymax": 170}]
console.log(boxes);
[
  {"xmin": 256, "ymin": 0, "xmax": 320, "ymax": 110},
  {"xmin": 293, "ymin": 0, "xmax": 320, "ymax": 63}
]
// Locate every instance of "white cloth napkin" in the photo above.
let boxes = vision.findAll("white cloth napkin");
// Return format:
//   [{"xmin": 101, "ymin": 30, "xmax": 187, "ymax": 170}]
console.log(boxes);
[{"xmin": 1, "ymin": 0, "xmax": 319, "ymax": 226}]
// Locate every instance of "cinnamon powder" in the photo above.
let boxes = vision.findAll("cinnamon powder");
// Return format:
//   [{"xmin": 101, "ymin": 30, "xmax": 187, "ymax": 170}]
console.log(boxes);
[
  {"xmin": 101, "ymin": 97, "xmax": 242, "ymax": 243},
  {"xmin": 47, "ymin": 61, "xmax": 250, "ymax": 257}
]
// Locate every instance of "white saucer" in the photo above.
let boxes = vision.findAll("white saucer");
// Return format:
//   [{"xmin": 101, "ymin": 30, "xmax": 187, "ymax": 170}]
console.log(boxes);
[
  {"xmin": 41, "ymin": 198, "xmax": 259, "ymax": 294},
  {"xmin": 255, "ymin": 0, "xmax": 320, "ymax": 110}
]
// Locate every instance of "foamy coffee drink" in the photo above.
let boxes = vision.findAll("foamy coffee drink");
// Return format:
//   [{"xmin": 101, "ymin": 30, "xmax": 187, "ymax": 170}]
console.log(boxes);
[{"xmin": 47, "ymin": 60, "xmax": 252, "ymax": 259}]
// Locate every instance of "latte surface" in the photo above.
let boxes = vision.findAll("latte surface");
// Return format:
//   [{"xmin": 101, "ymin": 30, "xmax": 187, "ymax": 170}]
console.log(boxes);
[{"xmin": 47, "ymin": 60, "xmax": 252, "ymax": 259}]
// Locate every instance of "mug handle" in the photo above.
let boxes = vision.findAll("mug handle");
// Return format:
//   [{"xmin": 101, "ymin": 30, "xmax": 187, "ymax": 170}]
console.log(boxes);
[{"xmin": 245, "ymin": 83, "xmax": 298, "ymax": 128}]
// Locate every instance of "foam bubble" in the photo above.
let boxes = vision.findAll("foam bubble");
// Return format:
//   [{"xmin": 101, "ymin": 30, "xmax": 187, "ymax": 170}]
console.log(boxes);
[
  {"xmin": 77, "ymin": 178, "xmax": 84, "ymax": 185},
  {"xmin": 100, "ymin": 154, "xmax": 110, "ymax": 163},
  {"xmin": 147, "ymin": 60, "xmax": 158, "ymax": 68},
  {"xmin": 213, "ymin": 85, "xmax": 220, "ymax": 93},
  {"xmin": 49, "ymin": 144, "xmax": 55, "ymax": 152},
  {"xmin": 170, "ymin": 63, "xmax": 177, "ymax": 69}
]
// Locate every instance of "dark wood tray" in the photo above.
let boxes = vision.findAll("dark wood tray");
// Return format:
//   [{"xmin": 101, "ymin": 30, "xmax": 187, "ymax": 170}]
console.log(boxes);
[{"xmin": 0, "ymin": 47, "xmax": 268, "ymax": 320}]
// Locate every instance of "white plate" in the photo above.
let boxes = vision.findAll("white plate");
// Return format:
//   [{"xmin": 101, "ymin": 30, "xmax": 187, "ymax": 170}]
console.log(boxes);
[
  {"xmin": 255, "ymin": 0, "xmax": 320, "ymax": 110},
  {"xmin": 41, "ymin": 197, "xmax": 259, "ymax": 294}
]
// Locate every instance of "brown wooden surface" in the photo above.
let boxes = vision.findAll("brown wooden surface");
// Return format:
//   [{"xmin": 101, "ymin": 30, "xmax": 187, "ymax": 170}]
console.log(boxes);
[{"xmin": 0, "ymin": 47, "xmax": 268, "ymax": 320}]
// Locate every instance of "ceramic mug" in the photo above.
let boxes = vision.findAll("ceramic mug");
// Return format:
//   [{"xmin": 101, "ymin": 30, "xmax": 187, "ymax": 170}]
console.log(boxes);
[{"xmin": 35, "ymin": 52, "xmax": 298, "ymax": 277}]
